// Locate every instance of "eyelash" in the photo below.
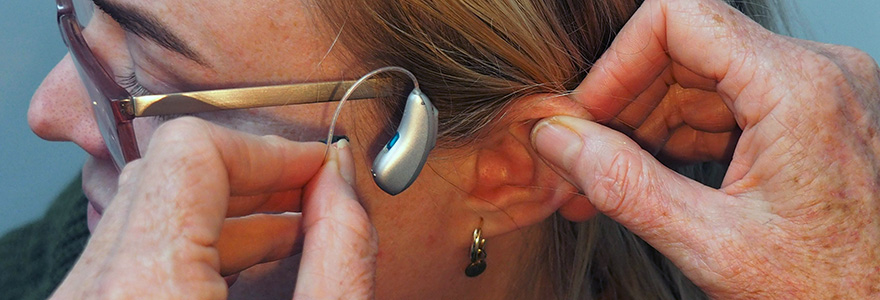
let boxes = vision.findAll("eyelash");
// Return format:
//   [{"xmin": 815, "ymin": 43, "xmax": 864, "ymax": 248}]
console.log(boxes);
[
  {"xmin": 117, "ymin": 72, "xmax": 183, "ymax": 121},
  {"xmin": 116, "ymin": 71, "xmax": 190, "ymax": 121},
  {"xmin": 117, "ymin": 72, "xmax": 151, "ymax": 97}
]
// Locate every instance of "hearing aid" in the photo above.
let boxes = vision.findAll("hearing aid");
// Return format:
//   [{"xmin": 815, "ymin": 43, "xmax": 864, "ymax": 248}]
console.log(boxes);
[
  {"xmin": 371, "ymin": 87, "xmax": 438, "ymax": 195},
  {"xmin": 325, "ymin": 66, "xmax": 438, "ymax": 195}
]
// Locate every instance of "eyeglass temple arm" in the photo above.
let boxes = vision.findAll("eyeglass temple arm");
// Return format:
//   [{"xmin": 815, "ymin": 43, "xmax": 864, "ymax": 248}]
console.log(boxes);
[{"xmin": 123, "ymin": 78, "xmax": 393, "ymax": 117}]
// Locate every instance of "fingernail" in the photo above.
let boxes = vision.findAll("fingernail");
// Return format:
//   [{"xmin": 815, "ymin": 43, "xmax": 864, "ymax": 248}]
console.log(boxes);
[
  {"xmin": 531, "ymin": 116, "xmax": 584, "ymax": 173},
  {"xmin": 319, "ymin": 135, "xmax": 349, "ymax": 144},
  {"xmin": 334, "ymin": 139, "xmax": 355, "ymax": 186}
]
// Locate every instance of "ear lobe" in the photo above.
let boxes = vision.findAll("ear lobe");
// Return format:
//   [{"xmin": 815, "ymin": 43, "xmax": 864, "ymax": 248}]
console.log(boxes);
[
  {"xmin": 558, "ymin": 194, "xmax": 598, "ymax": 222},
  {"xmin": 463, "ymin": 93, "xmax": 596, "ymax": 237}
]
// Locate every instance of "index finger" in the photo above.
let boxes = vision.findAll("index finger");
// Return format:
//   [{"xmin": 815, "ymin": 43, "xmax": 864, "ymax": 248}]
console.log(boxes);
[
  {"xmin": 120, "ymin": 117, "xmax": 326, "ymax": 245},
  {"xmin": 143, "ymin": 117, "xmax": 327, "ymax": 196},
  {"xmin": 572, "ymin": 0, "xmax": 775, "ymax": 123}
]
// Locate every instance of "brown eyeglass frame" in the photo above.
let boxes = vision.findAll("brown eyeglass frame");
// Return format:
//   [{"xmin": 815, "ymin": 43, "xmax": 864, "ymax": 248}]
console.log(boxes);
[{"xmin": 56, "ymin": 0, "xmax": 392, "ymax": 169}]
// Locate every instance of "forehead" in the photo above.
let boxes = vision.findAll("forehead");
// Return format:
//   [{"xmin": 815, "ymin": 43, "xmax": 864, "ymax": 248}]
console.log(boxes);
[{"xmin": 127, "ymin": 0, "xmax": 353, "ymax": 86}]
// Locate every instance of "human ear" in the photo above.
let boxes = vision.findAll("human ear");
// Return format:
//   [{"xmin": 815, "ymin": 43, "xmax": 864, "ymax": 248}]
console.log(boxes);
[{"xmin": 459, "ymin": 93, "xmax": 598, "ymax": 237}]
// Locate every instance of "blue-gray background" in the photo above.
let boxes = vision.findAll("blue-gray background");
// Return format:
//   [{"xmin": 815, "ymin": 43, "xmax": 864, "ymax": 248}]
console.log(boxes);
[{"xmin": 2, "ymin": 1, "xmax": 879, "ymax": 235}]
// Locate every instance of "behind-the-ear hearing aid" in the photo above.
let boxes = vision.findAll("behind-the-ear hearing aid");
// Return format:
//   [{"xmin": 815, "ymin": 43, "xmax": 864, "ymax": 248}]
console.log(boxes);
[
  {"xmin": 372, "ymin": 86, "xmax": 438, "ymax": 195},
  {"xmin": 325, "ymin": 66, "xmax": 438, "ymax": 195}
]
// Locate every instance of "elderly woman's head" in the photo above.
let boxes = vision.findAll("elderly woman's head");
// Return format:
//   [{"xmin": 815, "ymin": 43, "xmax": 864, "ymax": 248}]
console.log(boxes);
[{"xmin": 28, "ymin": 0, "xmax": 782, "ymax": 298}]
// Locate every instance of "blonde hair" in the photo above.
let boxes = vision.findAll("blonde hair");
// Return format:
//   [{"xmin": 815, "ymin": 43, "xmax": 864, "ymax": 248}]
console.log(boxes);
[{"xmin": 315, "ymin": 0, "xmax": 787, "ymax": 298}]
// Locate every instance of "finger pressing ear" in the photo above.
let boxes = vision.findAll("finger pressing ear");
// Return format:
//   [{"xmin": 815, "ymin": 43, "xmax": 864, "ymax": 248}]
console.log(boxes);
[{"xmin": 530, "ymin": 116, "xmax": 733, "ymax": 254}]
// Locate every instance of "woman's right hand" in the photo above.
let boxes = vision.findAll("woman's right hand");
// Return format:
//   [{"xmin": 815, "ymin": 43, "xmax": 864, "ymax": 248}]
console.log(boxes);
[{"xmin": 51, "ymin": 117, "xmax": 378, "ymax": 299}]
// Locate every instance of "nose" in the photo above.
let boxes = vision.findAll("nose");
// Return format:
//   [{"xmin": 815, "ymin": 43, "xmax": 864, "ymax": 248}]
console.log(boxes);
[{"xmin": 29, "ymin": 54, "xmax": 111, "ymax": 159}]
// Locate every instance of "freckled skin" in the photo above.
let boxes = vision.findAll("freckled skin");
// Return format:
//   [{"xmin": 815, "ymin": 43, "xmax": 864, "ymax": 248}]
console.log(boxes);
[
  {"xmin": 32, "ymin": 0, "xmax": 560, "ymax": 298},
  {"xmin": 31, "ymin": 0, "xmax": 880, "ymax": 298},
  {"xmin": 531, "ymin": 0, "xmax": 880, "ymax": 298}
]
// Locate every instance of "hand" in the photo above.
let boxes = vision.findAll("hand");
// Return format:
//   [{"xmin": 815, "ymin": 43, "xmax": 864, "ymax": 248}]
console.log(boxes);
[
  {"xmin": 51, "ymin": 117, "xmax": 378, "ymax": 299},
  {"xmin": 531, "ymin": 0, "xmax": 880, "ymax": 298}
]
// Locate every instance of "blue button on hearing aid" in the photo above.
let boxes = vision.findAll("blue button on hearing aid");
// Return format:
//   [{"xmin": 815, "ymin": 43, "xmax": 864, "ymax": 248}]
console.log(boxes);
[{"xmin": 386, "ymin": 132, "xmax": 400, "ymax": 149}]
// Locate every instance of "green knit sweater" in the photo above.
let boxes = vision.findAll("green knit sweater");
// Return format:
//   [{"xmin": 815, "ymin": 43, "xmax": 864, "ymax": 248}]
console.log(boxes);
[{"xmin": 0, "ymin": 175, "xmax": 89, "ymax": 300}]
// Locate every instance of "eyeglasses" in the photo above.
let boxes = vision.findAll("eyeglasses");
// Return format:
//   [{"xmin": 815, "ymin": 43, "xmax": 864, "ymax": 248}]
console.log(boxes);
[{"xmin": 56, "ymin": 0, "xmax": 392, "ymax": 170}]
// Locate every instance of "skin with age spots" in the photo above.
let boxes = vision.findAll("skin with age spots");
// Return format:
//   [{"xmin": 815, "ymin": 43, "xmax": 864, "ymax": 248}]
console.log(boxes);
[
  {"xmin": 32, "ymin": 0, "xmax": 584, "ymax": 298},
  {"xmin": 26, "ymin": 0, "xmax": 880, "ymax": 298},
  {"xmin": 529, "ymin": 0, "xmax": 880, "ymax": 298}
]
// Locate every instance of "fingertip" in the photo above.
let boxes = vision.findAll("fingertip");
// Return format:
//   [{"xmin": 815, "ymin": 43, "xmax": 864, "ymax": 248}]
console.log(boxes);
[
  {"xmin": 334, "ymin": 139, "xmax": 355, "ymax": 186},
  {"xmin": 531, "ymin": 116, "xmax": 587, "ymax": 170},
  {"xmin": 305, "ymin": 140, "xmax": 358, "ymax": 206}
]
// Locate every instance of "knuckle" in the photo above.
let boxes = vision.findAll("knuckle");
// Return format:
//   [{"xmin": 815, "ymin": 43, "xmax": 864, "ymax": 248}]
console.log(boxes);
[
  {"xmin": 260, "ymin": 134, "xmax": 292, "ymax": 149},
  {"xmin": 261, "ymin": 134, "xmax": 286, "ymax": 143},
  {"xmin": 152, "ymin": 117, "xmax": 210, "ymax": 142},
  {"xmin": 793, "ymin": 44, "xmax": 879, "ymax": 114},
  {"xmin": 117, "ymin": 159, "xmax": 146, "ymax": 186},
  {"xmin": 149, "ymin": 117, "xmax": 215, "ymax": 154},
  {"xmin": 830, "ymin": 45, "xmax": 879, "ymax": 80},
  {"xmin": 142, "ymin": 118, "xmax": 224, "ymax": 179},
  {"xmin": 810, "ymin": 44, "xmax": 876, "ymax": 82},
  {"xmin": 788, "ymin": 47, "xmax": 853, "ymax": 101},
  {"xmin": 833, "ymin": 45, "xmax": 875, "ymax": 65},
  {"xmin": 590, "ymin": 148, "xmax": 651, "ymax": 218}
]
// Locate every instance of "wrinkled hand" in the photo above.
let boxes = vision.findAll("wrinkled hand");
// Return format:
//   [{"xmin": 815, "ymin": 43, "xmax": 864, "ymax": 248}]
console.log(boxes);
[
  {"xmin": 532, "ymin": 0, "xmax": 880, "ymax": 298},
  {"xmin": 51, "ymin": 117, "xmax": 378, "ymax": 299}
]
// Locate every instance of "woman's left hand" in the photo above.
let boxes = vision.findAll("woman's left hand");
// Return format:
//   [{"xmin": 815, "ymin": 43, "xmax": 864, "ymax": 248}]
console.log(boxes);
[{"xmin": 51, "ymin": 117, "xmax": 378, "ymax": 299}]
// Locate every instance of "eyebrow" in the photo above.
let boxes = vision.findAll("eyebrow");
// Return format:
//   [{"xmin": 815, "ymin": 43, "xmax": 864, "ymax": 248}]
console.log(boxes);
[{"xmin": 92, "ymin": 0, "xmax": 207, "ymax": 66}]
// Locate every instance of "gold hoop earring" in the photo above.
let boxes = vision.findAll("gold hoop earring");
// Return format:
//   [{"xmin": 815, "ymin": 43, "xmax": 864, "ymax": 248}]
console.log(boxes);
[{"xmin": 465, "ymin": 218, "xmax": 487, "ymax": 277}]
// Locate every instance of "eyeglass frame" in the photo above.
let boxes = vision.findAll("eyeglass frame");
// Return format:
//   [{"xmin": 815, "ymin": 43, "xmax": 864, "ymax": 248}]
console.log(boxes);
[{"xmin": 56, "ymin": 0, "xmax": 392, "ymax": 170}]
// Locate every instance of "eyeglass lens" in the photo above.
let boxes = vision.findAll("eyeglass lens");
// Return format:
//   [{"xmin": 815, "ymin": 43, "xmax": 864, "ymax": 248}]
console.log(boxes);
[{"xmin": 65, "ymin": 0, "xmax": 130, "ymax": 170}]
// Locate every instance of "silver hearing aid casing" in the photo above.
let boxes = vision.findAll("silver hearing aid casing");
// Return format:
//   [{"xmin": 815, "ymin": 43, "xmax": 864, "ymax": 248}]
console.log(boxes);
[{"xmin": 371, "ymin": 88, "xmax": 438, "ymax": 195}]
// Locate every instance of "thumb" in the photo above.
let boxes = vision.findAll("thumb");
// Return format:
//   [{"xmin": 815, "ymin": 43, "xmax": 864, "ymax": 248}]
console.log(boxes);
[
  {"xmin": 294, "ymin": 139, "xmax": 378, "ymax": 299},
  {"xmin": 531, "ymin": 115, "xmax": 726, "ymax": 248}
]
